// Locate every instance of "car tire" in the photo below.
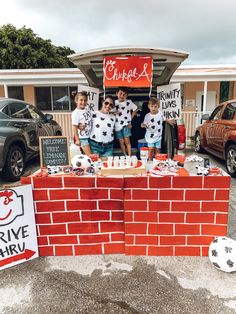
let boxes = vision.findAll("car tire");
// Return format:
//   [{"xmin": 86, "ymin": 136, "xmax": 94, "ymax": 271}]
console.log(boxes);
[
  {"xmin": 2, "ymin": 145, "xmax": 25, "ymax": 182},
  {"xmin": 226, "ymin": 144, "xmax": 236, "ymax": 177},
  {"xmin": 195, "ymin": 132, "xmax": 204, "ymax": 153}
]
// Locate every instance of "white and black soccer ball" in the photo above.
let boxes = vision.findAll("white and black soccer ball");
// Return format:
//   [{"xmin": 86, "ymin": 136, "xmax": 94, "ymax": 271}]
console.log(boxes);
[
  {"xmin": 47, "ymin": 165, "xmax": 62, "ymax": 174},
  {"xmin": 71, "ymin": 154, "xmax": 92, "ymax": 168},
  {"xmin": 209, "ymin": 236, "xmax": 236, "ymax": 272}
]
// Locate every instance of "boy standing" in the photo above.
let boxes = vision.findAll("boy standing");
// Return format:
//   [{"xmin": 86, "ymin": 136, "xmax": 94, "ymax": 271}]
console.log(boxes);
[
  {"xmin": 141, "ymin": 98, "xmax": 163, "ymax": 159},
  {"xmin": 114, "ymin": 87, "xmax": 137, "ymax": 156}
]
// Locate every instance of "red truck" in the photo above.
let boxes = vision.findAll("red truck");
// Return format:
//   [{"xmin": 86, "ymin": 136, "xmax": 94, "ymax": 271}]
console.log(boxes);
[{"xmin": 195, "ymin": 100, "xmax": 236, "ymax": 177}]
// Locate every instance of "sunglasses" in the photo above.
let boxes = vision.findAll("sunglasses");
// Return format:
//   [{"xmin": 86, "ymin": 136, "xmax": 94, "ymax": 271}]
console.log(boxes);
[{"xmin": 104, "ymin": 101, "xmax": 114, "ymax": 107}]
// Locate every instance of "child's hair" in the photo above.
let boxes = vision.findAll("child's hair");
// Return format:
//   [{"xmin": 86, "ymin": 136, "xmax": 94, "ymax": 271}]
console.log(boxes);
[
  {"xmin": 74, "ymin": 91, "xmax": 88, "ymax": 102},
  {"xmin": 148, "ymin": 97, "xmax": 160, "ymax": 106},
  {"xmin": 116, "ymin": 86, "xmax": 129, "ymax": 94}
]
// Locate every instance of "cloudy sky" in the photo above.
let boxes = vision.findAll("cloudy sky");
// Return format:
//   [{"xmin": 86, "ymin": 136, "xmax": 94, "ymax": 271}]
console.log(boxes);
[{"xmin": 0, "ymin": 0, "xmax": 235, "ymax": 65}]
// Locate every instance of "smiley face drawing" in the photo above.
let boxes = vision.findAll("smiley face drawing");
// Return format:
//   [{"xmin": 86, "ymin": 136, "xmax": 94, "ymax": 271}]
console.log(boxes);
[{"xmin": 0, "ymin": 189, "xmax": 24, "ymax": 226}]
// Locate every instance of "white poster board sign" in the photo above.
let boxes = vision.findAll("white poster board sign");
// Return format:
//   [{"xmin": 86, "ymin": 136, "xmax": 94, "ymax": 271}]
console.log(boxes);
[
  {"xmin": 78, "ymin": 84, "xmax": 99, "ymax": 111},
  {"xmin": 0, "ymin": 185, "xmax": 38, "ymax": 271},
  {"xmin": 157, "ymin": 83, "xmax": 181, "ymax": 119}
]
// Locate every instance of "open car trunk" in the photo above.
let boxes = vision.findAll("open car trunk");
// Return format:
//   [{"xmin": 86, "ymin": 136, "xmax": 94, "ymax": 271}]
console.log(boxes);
[{"xmin": 68, "ymin": 46, "xmax": 189, "ymax": 157}]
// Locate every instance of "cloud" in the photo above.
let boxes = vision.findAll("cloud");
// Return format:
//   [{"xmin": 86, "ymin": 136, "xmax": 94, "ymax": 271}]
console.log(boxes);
[{"xmin": 0, "ymin": 0, "xmax": 236, "ymax": 64}]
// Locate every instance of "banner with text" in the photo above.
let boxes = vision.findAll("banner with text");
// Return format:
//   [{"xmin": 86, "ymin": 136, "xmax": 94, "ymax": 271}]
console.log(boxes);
[
  {"xmin": 157, "ymin": 83, "xmax": 181, "ymax": 119},
  {"xmin": 78, "ymin": 84, "xmax": 99, "ymax": 111},
  {"xmin": 0, "ymin": 185, "xmax": 38, "ymax": 271},
  {"xmin": 103, "ymin": 56, "xmax": 153, "ymax": 88}
]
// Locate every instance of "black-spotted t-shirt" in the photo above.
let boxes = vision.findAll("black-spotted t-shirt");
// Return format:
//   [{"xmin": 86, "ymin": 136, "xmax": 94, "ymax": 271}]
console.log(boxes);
[
  {"xmin": 143, "ymin": 111, "xmax": 164, "ymax": 143},
  {"xmin": 90, "ymin": 111, "xmax": 115, "ymax": 143},
  {"xmin": 114, "ymin": 99, "xmax": 137, "ymax": 131}
]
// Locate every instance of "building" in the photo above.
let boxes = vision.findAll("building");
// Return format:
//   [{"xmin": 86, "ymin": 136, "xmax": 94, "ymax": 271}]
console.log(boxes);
[{"xmin": 1, "ymin": 65, "xmax": 236, "ymax": 142}]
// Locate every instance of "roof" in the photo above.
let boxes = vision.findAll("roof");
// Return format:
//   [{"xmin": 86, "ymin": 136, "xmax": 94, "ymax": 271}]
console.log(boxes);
[{"xmin": 1, "ymin": 64, "xmax": 236, "ymax": 85}]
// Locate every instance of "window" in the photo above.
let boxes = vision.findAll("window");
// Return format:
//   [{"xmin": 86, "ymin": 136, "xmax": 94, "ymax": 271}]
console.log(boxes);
[
  {"xmin": 220, "ymin": 81, "xmax": 230, "ymax": 103},
  {"xmin": 8, "ymin": 103, "xmax": 32, "ymax": 119},
  {"xmin": 52, "ymin": 87, "xmax": 69, "ymax": 111},
  {"xmin": 28, "ymin": 105, "xmax": 45, "ymax": 120},
  {"xmin": 209, "ymin": 105, "xmax": 223, "ymax": 121},
  {"xmin": 8, "ymin": 86, "xmax": 24, "ymax": 100},
  {"xmin": 35, "ymin": 86, "xmax": 77, "ymax": 111},
  {"xmin": 35, "ymin": 87, "xmax": 51, "ymax": 111},
  {"xmin": 221, "ymin": 103, "xmax": 236, "ymax": 120}
]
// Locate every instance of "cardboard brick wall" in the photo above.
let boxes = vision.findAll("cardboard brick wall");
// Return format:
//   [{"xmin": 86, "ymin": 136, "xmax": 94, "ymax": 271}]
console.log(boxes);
[{"xmin": 21, "ymin": 175, "xmax": 230, "ymax": 256}]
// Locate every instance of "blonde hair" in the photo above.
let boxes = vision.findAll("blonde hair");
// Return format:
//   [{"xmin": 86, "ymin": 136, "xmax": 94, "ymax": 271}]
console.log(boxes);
[
  {"xmin": 74, "ymin": 91, "xmax": 88, "ymax": 102},
  {"xmin": 148, "ymin": 97, "xmax": 160, "ymax": 106}
]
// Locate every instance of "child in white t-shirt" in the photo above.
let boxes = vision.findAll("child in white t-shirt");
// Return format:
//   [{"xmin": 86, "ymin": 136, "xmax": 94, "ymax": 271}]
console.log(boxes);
[
  {"xmin": 114, "ymin": 87, "xmax": 137, "ymax": 156},
  {"xmin": 141, "ymin": 98, "xmax": 164, "ymax": 159},
  {"xmin": 71, "ymin": 91, "xmax": 92, "ymax": 155}
]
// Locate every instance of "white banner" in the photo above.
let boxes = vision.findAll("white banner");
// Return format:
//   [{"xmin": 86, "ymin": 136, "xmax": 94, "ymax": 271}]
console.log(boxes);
[
  {"xmin": 0, "ymin": 185, "xmax": 38, "ymax": 271},
  {"xmin": 157, "ymin": 83, "xmax": 181, "ymax": 119},
  {"xmin": 78, "ymin": 84, "xmax": 99, "ymax": 111}
]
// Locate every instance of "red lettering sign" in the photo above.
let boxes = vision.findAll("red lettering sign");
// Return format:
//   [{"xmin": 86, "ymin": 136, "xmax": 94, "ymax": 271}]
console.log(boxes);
[{"xmin": 103, "ymin": 56, "xmax": 153, "ymax": 88}]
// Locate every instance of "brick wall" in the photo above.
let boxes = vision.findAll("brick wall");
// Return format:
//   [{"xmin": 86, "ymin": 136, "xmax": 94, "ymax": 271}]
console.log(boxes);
[{"xmin": 21, "ymin": 174, "xmax": 230, "ymax": 256}]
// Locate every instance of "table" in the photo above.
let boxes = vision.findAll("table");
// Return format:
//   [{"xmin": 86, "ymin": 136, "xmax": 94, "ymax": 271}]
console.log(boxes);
[{"xmin": 21, "ymin": 174, "xmax": 230, "ymax": 256}]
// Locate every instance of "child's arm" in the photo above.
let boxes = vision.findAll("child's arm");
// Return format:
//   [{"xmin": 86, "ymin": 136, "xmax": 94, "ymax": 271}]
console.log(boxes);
[
  {"xmin": 128, "ymin": 101, "xmax": 138, "ymax": 128},
  {"xmin": 166, "ymin": 119, "xmax": 176, "ymax": 126},
  {"xmin": 141, "ymin": 114, "xmax": 148, "ymax": 129},
  {"xmin": 73, "ymin": 125, "xmax": 81, "ymax": 146},
  {"xmin": 141, "ymin": 122, "xmax": 147, "ymax": 128}
]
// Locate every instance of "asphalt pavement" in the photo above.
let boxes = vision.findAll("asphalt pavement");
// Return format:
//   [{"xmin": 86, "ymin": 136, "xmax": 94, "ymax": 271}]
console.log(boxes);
[{"xmin": 0, "ymin": 149, "xmax": 236, "ymax": 314}]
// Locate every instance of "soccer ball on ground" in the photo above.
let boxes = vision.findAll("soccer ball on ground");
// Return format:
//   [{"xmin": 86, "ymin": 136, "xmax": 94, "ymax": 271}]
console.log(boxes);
[
  {"xmin": 209, "ymin": 236, "xmax": 236, "ymax": 273},
  {"xmin": 71, "ymin": 154, "xmax": 92, "ymax": 168}
]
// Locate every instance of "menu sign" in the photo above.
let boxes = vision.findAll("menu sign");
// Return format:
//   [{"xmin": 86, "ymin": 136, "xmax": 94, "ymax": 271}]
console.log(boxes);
[{"xmin": 39, "ymin": 136, "xmax": 69, "ymax": 167}]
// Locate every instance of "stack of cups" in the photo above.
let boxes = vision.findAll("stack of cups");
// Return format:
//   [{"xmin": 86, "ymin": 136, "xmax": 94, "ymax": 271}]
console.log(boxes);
[
  {"xmin": 131, "ymin": 155, "xmax": 138, "ymax": 167},
  {"xmin": 114, "ymin": 156, "xmax": 119, "ymax": 167},
  {"xmin": 140, "ymin": 147, "xmax": 149, "ymax": 166},
  {"xmin": 107, "ymin": 156, "xmax": 113, "ymax": 168}
]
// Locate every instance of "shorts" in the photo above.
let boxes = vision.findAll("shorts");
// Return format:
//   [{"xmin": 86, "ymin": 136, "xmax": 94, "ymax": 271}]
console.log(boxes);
[
  {"xmin": 147, "ymin": 139, "xmax": 162, "ymax": 149},
  {"xmin": 90, "ymin": 140, "xmax": 113, "ymax": 157},
  {"xmin": 115, "ymin": 125, "xmax": 131, "ymax": 139},
  {"xmin": 80, "ymin": 138, "xmax": 90, "ymax": 147}
]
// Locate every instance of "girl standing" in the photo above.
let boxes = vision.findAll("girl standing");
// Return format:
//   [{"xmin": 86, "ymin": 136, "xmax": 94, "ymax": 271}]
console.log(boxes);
[{"xmin": 71, "ymin": 91, "xmax": 92, "ymax": 155}]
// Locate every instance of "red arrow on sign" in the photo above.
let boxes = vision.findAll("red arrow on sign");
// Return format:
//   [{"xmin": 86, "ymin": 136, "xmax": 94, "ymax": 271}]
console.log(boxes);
[{"xmin": 0, "ymin": 249, "xmax": 36, "ymax": 268}]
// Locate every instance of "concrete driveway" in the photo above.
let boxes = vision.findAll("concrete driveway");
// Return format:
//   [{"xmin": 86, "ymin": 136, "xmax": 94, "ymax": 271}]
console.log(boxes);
[{"xmin": 0, "ymin": 149, "xmax": 236, "ymax": 314}]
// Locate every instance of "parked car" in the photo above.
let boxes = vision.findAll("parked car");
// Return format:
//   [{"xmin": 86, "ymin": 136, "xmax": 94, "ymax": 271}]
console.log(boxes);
[
  {"xmin": 195, "ymin": 100, "xmax": 236, "ymax": 177},
  {"xmin": 68, "ymin": 47, "xmax": 187, "ymax": 157},
  {"xmin": 0, "ymin": 98, "xmax": 62, "ymax": 181}
]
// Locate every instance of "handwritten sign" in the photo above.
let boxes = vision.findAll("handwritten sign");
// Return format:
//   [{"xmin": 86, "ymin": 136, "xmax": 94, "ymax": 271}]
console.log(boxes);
[
  {"xmin": 157, "ymin": 83, "xmax": 182, "ymax": 119},
  {"xmin": 77, "ymin": 84, "xmax": 99, "ymax": 111},
  {"xmin": 39, "ymin": 136, "xmax": 69, "ymax": 167},
  {"xmin": 0, "ymin": 185, "xmax": 38, "ymax": 271},
  {"xmin": 103, "ymin": 56, "xmax": 153, "ymax": 88}
]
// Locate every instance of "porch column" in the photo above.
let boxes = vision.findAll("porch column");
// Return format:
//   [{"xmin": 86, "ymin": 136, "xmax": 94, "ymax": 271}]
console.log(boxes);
[
  {"xmin": 203, "ymin": 81, "xmax": 208, "ymax": 113},
  {"xmin": 3, "ymin": 84, "xmax": 8, "ymax": 98}
]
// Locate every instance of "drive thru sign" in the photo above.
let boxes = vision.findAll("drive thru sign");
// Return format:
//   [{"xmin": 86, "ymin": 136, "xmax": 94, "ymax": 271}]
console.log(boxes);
[{"xmin": 0, "ymin": 185, "xmax": 38, "ymax": 271}]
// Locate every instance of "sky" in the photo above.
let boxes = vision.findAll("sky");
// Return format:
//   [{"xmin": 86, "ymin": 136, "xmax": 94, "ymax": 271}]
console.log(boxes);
[{"xmin": 0, "ymin": 0, "xmax": 236, "ymax": 65}]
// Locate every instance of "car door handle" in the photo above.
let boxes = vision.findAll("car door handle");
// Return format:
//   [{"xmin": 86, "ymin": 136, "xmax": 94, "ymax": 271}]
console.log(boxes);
[{"xmin": 224, "ymin": 126, "xmax": 230, "ymax": 129}]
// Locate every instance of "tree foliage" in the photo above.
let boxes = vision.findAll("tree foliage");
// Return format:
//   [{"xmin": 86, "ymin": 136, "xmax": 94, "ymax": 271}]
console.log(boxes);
[{"xmin": 0, "ymin": 24, "xmax": 76, "ymax": 69}]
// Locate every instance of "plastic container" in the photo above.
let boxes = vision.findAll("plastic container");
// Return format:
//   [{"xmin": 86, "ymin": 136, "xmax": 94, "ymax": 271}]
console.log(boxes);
[
  {"xmin": 138, "ymin": 139, "xmax": 148, "ymax": 159},
  {"xmin": 69, "ymin": 143, "xmax": 82, "ymax": 161},
  {"xmin": 140, "ymin": 147, "xmax": 149, "ymax": 160}
]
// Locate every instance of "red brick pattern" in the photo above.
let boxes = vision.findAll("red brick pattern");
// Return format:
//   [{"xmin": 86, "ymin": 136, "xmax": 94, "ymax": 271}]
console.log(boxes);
[
  {"xmin": 123, "ymin": 175, "xmax": 229, "ymax": 257},
  {"xmin": 21, "ymin": 174, "xmax": 230, "ymax": 257}
]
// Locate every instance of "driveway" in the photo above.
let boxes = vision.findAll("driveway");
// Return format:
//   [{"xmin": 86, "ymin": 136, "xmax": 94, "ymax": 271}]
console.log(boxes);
[{"xmin": 0, "ymin": 149, "xmax": 236, "ymax": 314}]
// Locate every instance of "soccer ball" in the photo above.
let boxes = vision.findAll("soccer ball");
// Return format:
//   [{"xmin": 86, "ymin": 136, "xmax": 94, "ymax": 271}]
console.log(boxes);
[
  {"xmin": 209, "ymin": 236, "xmax": 236, "ymax": 272},
  {"xmin": 71, "ymin": 154, "xmax": 92, "ymax": 168}
]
